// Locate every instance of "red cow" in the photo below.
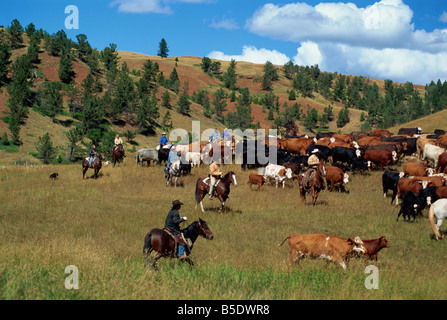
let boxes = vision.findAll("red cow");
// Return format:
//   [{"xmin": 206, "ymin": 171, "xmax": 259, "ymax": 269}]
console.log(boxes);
[
  {"xmin": 364, "ymin": 149, "xmax": 398, "ymax": 171},
  {"xmin": 248, "ymin": 174, "xmax": 266, "ymax": 191},
  {"xmin": 357, "ymin": 236, "xmax": 390, "ymax": 261},
  {"xmin": 325, "ymin": 166, "xmax": 350, "ymax": 193},
  {"xmin": 403, "ymin": 162, "xmax": 434, "ymax": 177},
  {"xmin": 395, "ymin": 177, "xmax": 427, "ymax": 205}
]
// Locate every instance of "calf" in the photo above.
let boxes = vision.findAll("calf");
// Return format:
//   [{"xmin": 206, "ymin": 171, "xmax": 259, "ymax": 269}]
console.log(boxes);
[
  {"xmin": 357, "ymin": 236, "xmax": 390, "ymax": 261},
  {"xmin": 403, "ymin": 162, "xmax": 434, "ymax": 177},
  {"xmin": 326, "ymin": 166, "xmax": 350, "ymax": 193},
  {"xmin": 248, "ymin": 174, "xmax": 266, "ymax": 191},
  {"xmin": 278, "ymin": 234, "xmax": 366, "ymax": 271},
  {"xmin": 179, "ymin": 162, "xmax": 192, "ymax": 176},
  {"xmin": 398, "ymin": 127, "xmax": 422, "ymax": 136},
  {"xmin": 397, "ymin": 191, "xmax": 423, "ymax": 222}
]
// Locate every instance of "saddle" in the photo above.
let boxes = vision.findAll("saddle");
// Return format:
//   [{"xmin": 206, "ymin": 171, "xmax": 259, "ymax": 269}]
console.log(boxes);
[
  {"xmin": 301, "ymin": 168, "xmax": 316, "ymax": 189},
  {"xmin": 202, "ymin": 176, "xmax": 221, "ymax": 195},
  {"xmin": 163, "ymin": 228, "xmax": 191, "ymax": 254}
]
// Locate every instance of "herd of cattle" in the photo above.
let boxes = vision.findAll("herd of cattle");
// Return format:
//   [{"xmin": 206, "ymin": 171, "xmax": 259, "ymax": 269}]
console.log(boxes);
[{"xmin": 135, "ymin": 127, "xmax": 447, "ymax": 269}]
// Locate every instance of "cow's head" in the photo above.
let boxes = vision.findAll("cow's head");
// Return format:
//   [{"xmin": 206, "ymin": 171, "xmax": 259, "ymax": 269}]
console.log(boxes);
[
  {"xmin": 426, "ymin": 168, "xmax": 434, "ymax": 177},
  {"xmin": 392, "ymin": 151, "xmax": 398, "ymax": 162},
  {"xmin": 348, "ymin": 237, "xmax": 366, "ymax": 253},
  {"xmin": 343, "ymin": 173, "xmax": 350, "ymax": 184},
  {"xmin": 285, "ymin": 168, "xmax": 293, "ymax": 179},
  {"xmin": 379, "ymin": 236, "xmax": 390, "ymax": 248}
]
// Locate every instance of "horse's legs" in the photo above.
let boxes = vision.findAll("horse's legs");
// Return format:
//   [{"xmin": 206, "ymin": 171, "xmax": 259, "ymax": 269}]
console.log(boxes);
[
  {"xmin": 82, "ymin": 167, "xmax": 88, "ymax": 179},
  {"xmin": 152, "ymin": 252, "xmax": 163, "ymax": 271}
]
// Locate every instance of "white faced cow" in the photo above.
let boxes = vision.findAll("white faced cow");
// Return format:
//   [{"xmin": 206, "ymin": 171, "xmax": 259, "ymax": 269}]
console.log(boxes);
[{"xmin": 263, "ymin": 164, "xmax": 293, "ymax": 189}]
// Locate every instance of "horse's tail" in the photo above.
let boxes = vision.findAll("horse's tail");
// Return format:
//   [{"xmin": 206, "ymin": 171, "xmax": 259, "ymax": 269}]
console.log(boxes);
[
  {"xmin": 278, "ymin": 235, "xmax": 291, "ymax": 247},
  {"xmin": 195, "ymin": 178, "xmax": 201, "ymax": 203},
  {"xmin": 429, "ymin": 204, "xmax": 442, "ymax": 240},
  {"xmin": 143, "ymin": 232, "xmax": 152, "ymax": 255}
]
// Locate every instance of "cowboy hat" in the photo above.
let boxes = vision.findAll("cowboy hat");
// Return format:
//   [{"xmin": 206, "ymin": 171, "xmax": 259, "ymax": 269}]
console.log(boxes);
[
  {"xmin": 162, "ymin": 132, "xmax": 166, "ymax": 135},
  {"xmin": 172, "ymin": 200, "xmax": 184, "ymax": 207},
  {"xmin": 312, "ymin": 149, "xmax": 320, "ymax": 154}
]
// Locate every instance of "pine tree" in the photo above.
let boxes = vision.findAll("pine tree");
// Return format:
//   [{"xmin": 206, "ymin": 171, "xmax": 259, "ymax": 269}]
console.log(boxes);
[
  {"xmin": 39, "ymin": 81, "xmax": 63, "ymax": 122},
  {"xmin": 35, "ymin": 132, "xmax": 57, "ymax": 164},
  {"xmin": 157, "ymin": 38, "xmax": 169, "ymax": 59},
  {"xmin": 223, "ymin": 59, "xmax": 237, "ymax": 90},
  {"xmin": 7, "ymin": 19, "xmax": 23, "ymax": 49},
  {"xmin": 213, "ymin": 88, "xmax": 227, "ymax": 118},
  {"xmin": 0, "ymin": 44, "xmax": 11, "ymax": 85},
  {"xmin": 58, "ymin": 51, "xmax": 75, "ymax": 84}
]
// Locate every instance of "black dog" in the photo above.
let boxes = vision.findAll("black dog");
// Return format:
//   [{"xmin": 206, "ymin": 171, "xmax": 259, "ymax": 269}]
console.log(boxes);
[{"xmin": 49, "ymin": 172, "xmax": 59, "ymax": 180}]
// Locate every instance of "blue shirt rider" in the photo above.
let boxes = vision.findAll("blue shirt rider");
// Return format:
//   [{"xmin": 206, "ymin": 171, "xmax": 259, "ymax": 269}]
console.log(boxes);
[
  {"xmin": 159, "ymin": 132, "xmax": 169, "ymax": 148},
  {"xmin": 89, "ymin": 144, "xmax": 96, "ymax": 166},
  {"xmin": 210, "ymin": 128, "xmax": 220, "ymax": 143},
  {"xmin": 222, "ymin": 128, "xmax": 230, "ymax": 141},
  {"xmin": 165, "ymin": 146, "xmax": 179, "ymax": 174}
]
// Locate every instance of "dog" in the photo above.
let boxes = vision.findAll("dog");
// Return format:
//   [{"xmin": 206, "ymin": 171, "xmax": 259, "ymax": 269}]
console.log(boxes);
[{"xmin": 49, "ymin": 172, "xmax": 59, "ymax": 180}]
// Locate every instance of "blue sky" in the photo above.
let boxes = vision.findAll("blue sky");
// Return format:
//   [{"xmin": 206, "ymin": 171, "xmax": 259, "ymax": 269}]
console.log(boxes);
[{"xmin": 1, "ymin": 0, "xmax": 446, "ymax": 85}]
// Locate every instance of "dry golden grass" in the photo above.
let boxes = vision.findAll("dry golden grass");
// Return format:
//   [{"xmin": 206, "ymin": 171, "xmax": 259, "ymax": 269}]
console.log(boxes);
[{"xmin": 1, "ymin": 156, "xmax": 447, "ymax": 300}]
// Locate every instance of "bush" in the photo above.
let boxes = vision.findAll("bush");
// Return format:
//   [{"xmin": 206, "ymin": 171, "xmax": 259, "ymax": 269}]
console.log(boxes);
[{"xmin": 34, "ymin": 132, "xmax": 57, "ymax": 164}]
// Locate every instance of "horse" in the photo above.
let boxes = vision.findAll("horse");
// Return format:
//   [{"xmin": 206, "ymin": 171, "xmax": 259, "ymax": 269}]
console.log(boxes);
[
  {"xmin": 429, "ymin": 198, "xmax": 447, "ymax": 240},
  {"xmin": 82, "ymin": 152, "xmax": 105, "ymax": 179},
  {"xmin": 142, "ymin": 218, "xmax": 214, "ymax": 271},
  {"xmin": 195, "ymin": 171, "xmax": 238, "ymax": 213},
  {"xmin": 298, "ymin": 163, "xmax": 326, "ymax": 206},
  {"xmin": 111, "ymin": 144, "xmax": 125, "ymax": 167},
  {"xmin": 165, "ymin": 159, "xmax": 182, "ymax": 187}
]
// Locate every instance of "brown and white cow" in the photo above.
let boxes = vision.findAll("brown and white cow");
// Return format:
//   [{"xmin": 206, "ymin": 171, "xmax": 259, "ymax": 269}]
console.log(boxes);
[
  {"xmin": 395, "ymin": 177, "xmax": 428, "ymax": 205},
  {"xmin": 278, "ymin": 234, "xmax": 366, "ymax": 271},
  {"xmin": 325, "ymin": 166, "xmax": 350, "ymax": 193},
  {"xmin": 248, "ymin": 174, "xmax": 266, "ymax": 191},
  {"xmin": 364, "ymin": 149, "xmax": 398, "ymax": 171},
  {"xmin": 403, "ymin": 162, "xmax": 434, "ymax": 177}
]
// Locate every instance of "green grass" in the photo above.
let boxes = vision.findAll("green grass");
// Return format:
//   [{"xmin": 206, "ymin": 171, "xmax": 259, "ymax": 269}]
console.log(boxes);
[{"xmin": 1, "ymin": 159, "xmax": 447, "ymax": 300}]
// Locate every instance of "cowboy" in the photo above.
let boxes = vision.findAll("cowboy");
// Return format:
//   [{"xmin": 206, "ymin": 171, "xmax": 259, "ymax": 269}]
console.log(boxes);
[
  {"xmin": 301, "ymin": 149, "xmax": 321, "ymax": 188},
  {"xmin": 208, "ymin": 161, "xmax": 222, "ymax": 200},
  {"xmin": 159, "ymin": 132, "xmax": 169, "ymax": 149},
  {"xmin": 165, "ymin": 146, "xmax": 179, "ymax": 174},
  {"xmin": 89, "ymin": 144, "xmax": 97, "ymax": 167},
  {"xmin": 164, "ymin": 200, "xmax": 188, "ymax": 260},
  {"xmin": 210, "ymin": 128, "xmax": 220, "ymax": 144},
  {"xmin": 222, "ymin": 128, "xmax": 230, "ymax": 141},
  {"xmin": 113, "ymin": 134, "xmax": 125, "ymax": 157}
]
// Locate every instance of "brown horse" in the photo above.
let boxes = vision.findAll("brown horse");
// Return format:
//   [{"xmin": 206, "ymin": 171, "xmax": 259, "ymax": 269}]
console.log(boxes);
[
  {"xmin": 142, "ymin": 218, "xmax": 214, "ymax": 271},
  {"xmin": 111, "ymin": 144, "xmax": 125, "ymax": 167},
  {"xmin": 298, "ymin": 163, "xmax": 326, "ymax": 206},
  {"xmin": 82, "ymin": 152, "xmax": 105, "ymax": 179},
  {"xmin": 195, "ymin": 171, "xmax": 238, "ymax": 213}
]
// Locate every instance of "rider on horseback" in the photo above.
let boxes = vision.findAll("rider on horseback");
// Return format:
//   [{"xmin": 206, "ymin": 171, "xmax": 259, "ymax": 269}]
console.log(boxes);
[
  {"xmin": 165, "ymin": 146, "xmax": 179, "ymax": 174},
  {"xmin": 208, "ymin": 161, "xmax": 222, "ymax": 200},
  {"xmin": 301, "ymin": 149, "xmax": 321, "ymax": 188},
  {"xmin": 164, "ymin": 200, "xmax": 188, "ymax": 260},
  {"xmin": 89, "ymin": 144, "xmax": 97, "ymax": 167},
  {"xmin": 113, "ymin": 134, "xmax": 125, "ymax": 158}
]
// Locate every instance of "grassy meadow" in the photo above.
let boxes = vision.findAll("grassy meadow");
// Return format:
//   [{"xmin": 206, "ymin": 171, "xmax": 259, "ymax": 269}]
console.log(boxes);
[{"xmin": 1, "ymin": 154, "xmax": 447, "ymax": 300}]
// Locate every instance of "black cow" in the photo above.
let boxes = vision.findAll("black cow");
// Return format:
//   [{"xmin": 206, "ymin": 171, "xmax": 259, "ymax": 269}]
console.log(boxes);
[
  {"xmin": 351, "ymin": 158, "xmax": 370, "ymax": 174},
  {"xmin": 49, "ymin": 172, "xmax": 59, "ymax": 180},
  {"xmin": 331, "ymin": 162, "xmax": 351, "ymax": 173},
  {"xmin": 236, "ymin": 140, "xmax": 269, "ymax": 170},
  {"xmin": 418, "ymin": 186, "xmax": 439, "ymax": 211},
  {"xmin": 332, "ymin": 146, "xmax": 363, "ymax": 165},
  {"xmin": 179, "ymin": 162, "xmax": 192, "ymax": 176},
  {"xmin": 435, "ymin": 129, "xmax": 446, "ymax": 137},
  {"xmin": 287, "ymin": 155, "xmax": 310, "ymax": 168},
  {"xmin": 397, "ymin": 191, "xmax": 423, "ymax": 222},
  {"xmin": 398, "ymin": 127, "xmax": 422, "ymax": 136},
  {"xmin": 316, "ymin": 132, "xmax": 335, "ymax": 140},
  {"xmin": 382, "ymin": 171, "xmax": 404, "ymax": 203},
  {"xmin": 158, "ymin": 148, "xmax": 169, "ymax": 164}
]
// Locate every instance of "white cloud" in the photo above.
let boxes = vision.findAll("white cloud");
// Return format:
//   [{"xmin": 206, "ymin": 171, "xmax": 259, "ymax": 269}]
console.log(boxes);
[
  {"xmin": 111, "ymin": 0, "xmax": 212, "ymax": 14},
  {"xmin": 209, "ymin": 17, "xmax": 239, "ymax": 30},
  {"xmin": 241, "ymin": 0, "xmax": 447, "ymax": 84},
  {"xmin": 208, "ymin": 46, "xmax": 290, "ymax": 66},
  {"xmin": 440, "ymin": 11, "xmax": 447, "ymax": 23}
]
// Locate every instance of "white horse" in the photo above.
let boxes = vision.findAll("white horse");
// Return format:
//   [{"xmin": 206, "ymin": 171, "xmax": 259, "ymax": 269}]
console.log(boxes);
[
  {"xmin": 428, "ymin": 199, "xmax": 447, "ymax": 240},
  {"xmin": 165, "ymin": 160, "xmax": 181, "ymax": 187}
]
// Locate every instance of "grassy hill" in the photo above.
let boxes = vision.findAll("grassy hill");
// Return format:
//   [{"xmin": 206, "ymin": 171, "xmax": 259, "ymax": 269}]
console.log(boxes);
[{"xmin": 0, "ymin": 36, "xmax": 444, "ymax": 166}]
